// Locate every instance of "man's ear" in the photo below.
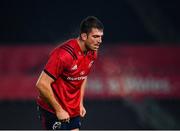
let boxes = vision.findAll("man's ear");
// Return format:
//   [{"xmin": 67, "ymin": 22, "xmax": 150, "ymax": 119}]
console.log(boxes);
[{"xmin": 80, "ymin": 33, "xmax": 87, "ymax": 41}]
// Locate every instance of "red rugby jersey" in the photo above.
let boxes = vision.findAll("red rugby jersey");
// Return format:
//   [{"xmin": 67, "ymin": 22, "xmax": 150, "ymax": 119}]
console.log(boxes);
[{"xmin": 37, "ymin": 39, "xmax": 97, "ymax": 117}]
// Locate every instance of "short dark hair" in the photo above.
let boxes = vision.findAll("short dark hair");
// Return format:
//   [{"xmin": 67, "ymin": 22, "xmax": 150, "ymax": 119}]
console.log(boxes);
[{"xmin": 80, "ymin": 16, "xmax": 104, "ymax": 34}]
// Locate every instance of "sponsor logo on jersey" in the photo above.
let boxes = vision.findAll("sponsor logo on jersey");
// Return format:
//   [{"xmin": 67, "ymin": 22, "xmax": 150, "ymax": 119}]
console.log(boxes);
[{"xmin": 67, "ymin": 76, "xmax": 87, "ymax": 81}]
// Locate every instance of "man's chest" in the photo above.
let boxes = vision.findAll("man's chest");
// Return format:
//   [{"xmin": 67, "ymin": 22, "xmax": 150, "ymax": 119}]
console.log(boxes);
[{"xmin": 63, "ymin": 55, "xmax": 95, "ymax": 77}]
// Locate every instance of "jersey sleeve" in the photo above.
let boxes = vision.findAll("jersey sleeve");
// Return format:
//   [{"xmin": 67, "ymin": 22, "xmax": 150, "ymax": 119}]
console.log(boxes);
[{"xmin": 44, "ymin": 48, "xmax": 64, "ymax": 80}]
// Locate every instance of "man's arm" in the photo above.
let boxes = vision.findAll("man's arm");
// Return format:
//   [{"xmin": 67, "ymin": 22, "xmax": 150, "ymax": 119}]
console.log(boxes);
[
  {"xmin": 36, "ymin": 71, "xmax": 70, "ymax": 122},
  {"xmin": 80, "ymin": 77, "xmax": 87, "ymax": 117}
]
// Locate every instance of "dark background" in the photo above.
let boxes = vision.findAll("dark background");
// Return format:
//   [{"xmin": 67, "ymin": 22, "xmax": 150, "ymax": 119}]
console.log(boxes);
[
  {"xmin": 1, "ymin": 0, "xmax": 180, "ymax": 129},
  {"xmin": 1, "ymin": 0, "xmax": 180, "ymax": 44}
]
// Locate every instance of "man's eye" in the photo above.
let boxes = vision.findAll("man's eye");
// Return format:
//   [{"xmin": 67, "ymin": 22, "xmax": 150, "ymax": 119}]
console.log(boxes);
[{"xmin": 93, "ymin": 36, "xmax": 99, "ymax": 38}]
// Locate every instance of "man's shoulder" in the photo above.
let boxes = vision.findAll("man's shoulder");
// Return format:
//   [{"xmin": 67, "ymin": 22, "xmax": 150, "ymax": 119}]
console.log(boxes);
[
  {"xmin": 53, "ymin": 39, "xmax": 78, "ymax": 61},
  {"xmin": 60, "ymin": 39, "xmax": 77, "ymax": 48},
  {"xmin": 60, "ymin": 39, "xmax": 78, "ymax": 60}
]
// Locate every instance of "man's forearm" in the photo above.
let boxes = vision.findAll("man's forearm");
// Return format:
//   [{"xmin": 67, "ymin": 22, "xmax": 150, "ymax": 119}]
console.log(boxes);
[
  {"xmin": 80, "ymin": 77, "xmax": 87, "ymax": 105},
  {"xmin": 36, "ymin": 71, "xmax": 64, "ymax": 113},
  {"xmin": 37, "ymin": 82, "xmax": 63, "ymax": 113}
]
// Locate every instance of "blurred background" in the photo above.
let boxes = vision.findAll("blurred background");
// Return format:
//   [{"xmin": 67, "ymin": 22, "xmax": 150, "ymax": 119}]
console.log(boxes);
[{"xmin": 0, "ymin": 0, "xmax": 180, "ymax": 129}]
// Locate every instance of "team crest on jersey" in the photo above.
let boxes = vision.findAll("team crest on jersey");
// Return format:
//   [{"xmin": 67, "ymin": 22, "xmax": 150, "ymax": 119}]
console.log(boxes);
[
  {"xmin": 88, "ymin": 61, "xmax": 94, "ymax": 68},
  {"xmin": 71, "ymin": 64, "xmax": 77, "ymax": 70}
]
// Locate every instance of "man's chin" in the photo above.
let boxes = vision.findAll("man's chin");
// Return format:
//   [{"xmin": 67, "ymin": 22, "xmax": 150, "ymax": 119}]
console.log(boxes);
[
  {"xmin": 87, "ymin": 46, "xmax": 99, "ymax": 51},
  {"xmin": 91, "ymin": 48, "xmax": 98, "ymax": 51}
]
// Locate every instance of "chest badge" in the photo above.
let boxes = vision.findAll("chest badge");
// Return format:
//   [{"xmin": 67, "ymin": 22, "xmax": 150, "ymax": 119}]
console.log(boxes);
[
  {"xmin": 88, "ymin": 61, "xmax": 94, "ymax": 68},
  {"xmin": 71, "ymin": 64, "xmax": 77, "ymax": 70}
]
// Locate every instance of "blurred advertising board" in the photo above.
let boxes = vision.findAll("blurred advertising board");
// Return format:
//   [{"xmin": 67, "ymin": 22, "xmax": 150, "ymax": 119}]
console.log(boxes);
[{"xmin": 0, "ymin": 45, "xmax": 180, "ymax": 100}]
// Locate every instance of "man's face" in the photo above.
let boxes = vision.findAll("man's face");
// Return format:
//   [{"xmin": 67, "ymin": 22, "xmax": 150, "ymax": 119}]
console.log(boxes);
[{"xmin": 84, "ymin": 28, "xmax": 103, "ymax": 51}]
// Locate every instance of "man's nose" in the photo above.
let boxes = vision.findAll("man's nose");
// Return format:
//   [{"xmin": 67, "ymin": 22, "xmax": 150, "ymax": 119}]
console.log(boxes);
[{"xmin": 98, "ymin": 38, "xmax": 102, "ymax": 43}]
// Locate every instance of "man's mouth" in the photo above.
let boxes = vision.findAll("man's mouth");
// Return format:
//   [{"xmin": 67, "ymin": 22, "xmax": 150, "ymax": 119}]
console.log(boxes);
[{"xmin": 94, "ymin": 46, "xmax": 99, "ymax": 50}]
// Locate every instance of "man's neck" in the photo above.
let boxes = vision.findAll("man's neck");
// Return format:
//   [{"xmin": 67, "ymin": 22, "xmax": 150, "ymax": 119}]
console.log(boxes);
[{"xmin": 77, "ymin": 37, "xmax": 87, "ymax": 54}]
